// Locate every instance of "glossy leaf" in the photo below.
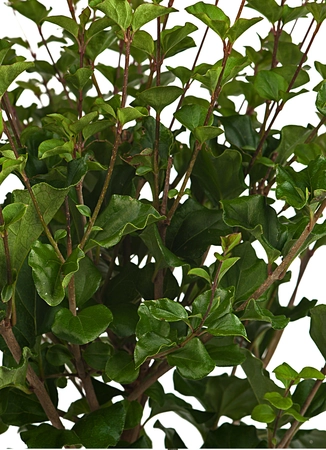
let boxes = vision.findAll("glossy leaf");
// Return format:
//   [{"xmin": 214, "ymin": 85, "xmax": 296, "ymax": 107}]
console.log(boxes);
[
  {"xmin": 316, "ymin": 81, "xmax": 326, "ymax": 116},
  {"xmin": 72, "ymin": 402, "xmax": 125, "ymax": 448},
  {"xmin": 264, "ymin": 391, "xmax": 292, "ymax": 410},
  {"xmin": 167, "ymin": 338, "xmax": 215, "ymax": 380},
  {"xmin": 117, "ymin": 106, "xmax": 148, "ymax": 125},
  {"xmin": 227, "ymin": 17, "xmax": 263, "ymax": 43},
  {"xmin": 145, "ymin": 299, "xmax": 188, "ymax": 323},
  {"xmin": 134, "ymin": 331, "xmax": 175, "ymax": 368},
  {"xmin": 188, "ymin": 267, "xmax": 211, "ymax": 284},
  {"xmin": 241, "ymin": 300, "xmax": 290, "ymax": 330},
  {"xmin": 161, "ymin": 23, "xmax": 198, "ymax": 56},
  {"xmin": 51, "ymin": 305, "xmax": 113, "ymax": 345},
  {"xmin": 1, "ymin": 203, "xmax": 27, "ymax": 230},
  {"xmin": 86, "ymin": 195, "xmax": 164, "ymax": 250},
  {"xmin": 83, "ymin": 341, "xmax": 112, "ymax": 371},
  {"xmin": 0, "ymin": 347, "xmax": 30, "ymax": 394},
  {"xmin": 206, "ymin": 313, "xmax": 248, "ymax": 340}
]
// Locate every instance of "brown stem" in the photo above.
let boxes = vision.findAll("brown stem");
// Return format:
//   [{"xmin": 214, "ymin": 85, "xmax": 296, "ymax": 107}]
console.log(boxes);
[
  {"xmin": 0, "ymin": 321, "xmax": 64, "ymax": 429},
  {"xmin": 127, "ymin": 361, "xmax": 171, "ymax": 401},
  {"xmin": 0, "ymin": 206, "xmax": 14, "ymax": 323},
  {"xmin": 247, "ymin": 21, "xmax": 322, "ymax": 174},
  {"xmin": 237, "ymin": 199, "xmax": 326, "ymax": 311}
]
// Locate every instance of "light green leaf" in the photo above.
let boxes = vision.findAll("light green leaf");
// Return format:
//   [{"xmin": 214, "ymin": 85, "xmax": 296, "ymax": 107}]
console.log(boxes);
[
  {"xmin": 0, "ymin": 62, "xmax": 34, "ymax": 99},
  {"xmin": 188, "ymin": 268, "xmax": 211, "ymax": 284},
  {"xmin": 137, "ymin": 86, "xmax": 183, "ymax": 113},
  {"xmin": 9, "ymin": 0, "xmax": 50, "ymax": 25},
  {"xmin": 264, "ymin": 392, "xmax": 292, "ymax": 410},
  {"xmin": 298, "ymin": 367, "xmax": 325, "ymax": 381},
  {"xmin": 273, "ymin": 362, "xmax": 299, "ymax": 388},
  {"xmin": 1, "ymin": 203, "xmax": 27, "ymax": 230},
  {"xmin": 76, "ymin": 204, "xmax": 92, "ymax": 218},
  {"xmin": 89, "ymin": 0, "xmax": 132, "ymax": 31},
  {"xmin": 161, "ymin": 23, "xmax": 198, "ymax": 56},
  {"xmin": 221, "ymin": 233, "xmax": 242, "ymax": 255},
  {"xmin": 131, "ymin": 30, "xmax": 155, "ymax": 56},
  {"xmin": 167, "ymin": 338, "xmax": 215, "ymax": 380},
  {"xmin": 174, "ymin": 103, "xmax": 209, "ymax": 131},
  {"xmin": 251, "ymin": 404, "xmax": 276, "ymax": 423},
  {"xmin": 44, "ymin": 16, "xmax": 79, "ymax": 39},
  {"xmin": 69, "ymin": 111, "xmax": 98, "ymax": 134},
  {"xmin": 132, "ymin": 4, "xmax": 176, "ymax": 32},
  {"xmin": 38, "ymin": 138, "xmax": 74, "ymax": 160},
  {"xmin": 185, "ymin": 2, "xmax": 230, "ymax": 39},
  {"xmin": 52, "ymin": 305, "xmax": 113, "ymax": 345},
  {"xmin": 218, "ymin": 257, "xmax": 241, "ymax": 283}
]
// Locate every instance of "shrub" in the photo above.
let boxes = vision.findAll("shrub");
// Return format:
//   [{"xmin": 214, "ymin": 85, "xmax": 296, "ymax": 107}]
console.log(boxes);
[{"xmin": 1, "ymin": 0, "xmax": 326, "ymax": 448}]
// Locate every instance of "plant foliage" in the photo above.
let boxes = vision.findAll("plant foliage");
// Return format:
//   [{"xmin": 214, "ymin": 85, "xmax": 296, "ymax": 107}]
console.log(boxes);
[{"xmin": 1, "ymin": 0, "xmax": 326, "ymax": 448}]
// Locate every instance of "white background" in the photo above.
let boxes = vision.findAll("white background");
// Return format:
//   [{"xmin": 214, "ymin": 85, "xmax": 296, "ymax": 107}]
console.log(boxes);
[{"xmin": 1, "ymin": 0, "xmax": 326, "ymax": 448}]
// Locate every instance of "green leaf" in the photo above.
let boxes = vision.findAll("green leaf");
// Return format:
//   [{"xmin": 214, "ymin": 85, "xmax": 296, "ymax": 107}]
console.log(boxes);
[
  {"xmin": 221, "ymin": 233, "xmax": 242, "ymax": 255},
  {"xmin": 202, "ymin": 423, "xmax": 262, "ymax": 449},
  {"xmin": 188, "ymin": 267, "xmax": 211, "ymax": 284},
  {"xmin": 21, "ymin": 424, "xmax": 81, "ymax": 449},
  {"xmin": 227, "ymin": 17, "xmax": 263, "ymax": 43},
  {"xmin": 132, "ymin": 4, "xmax": 176, "ymax": 32},
  {"xmin": 28, "ymin": 242, "xmax": 84, "ymax": 306},
  {"xmin": 219, "ymin": 114, "xmax": 259, "ymax": 151},
  {"xmin": 316, "ymin": 81, "xmax": 326, "ymax": 116},
  {"xmin": 310, "ymin": 304, "xmax": 326, "ymax": 360},
  {"xmin": 83, "ymin": 341, "xmax": 112, "ymax": 371},
  {"xmin": 298, "ymin": 367, "xmax": 325, "ymax": 381},
  {"xmin": 131, "ymin": 30, "xmax": 155, "ymax": 56},
  {"xmin": 66, "ymin": 68, "xmax": 92, "ymax": 91},
  {"xmin": 117, "ymin": 106, "xmax": 148, "ymax": 125},
  {"xmin": 44, "ymin": 16, "xmax": 79, "ymax": 39},
  {"xmin": 276, "ymin": 165, "xmax": 309, "ymax": 209},
  {"xmin": 154, "ymin": 420, "xmax": 186, "ymax": 449},
  {"xmin": 9, "ymin": 0, "xmax": 50, "ymax": 25},
  {"xmin": 254, "ymin": 70, "xmax": 288, "ymax": 101},
  {"xmin": 0, "ymin": 347, "xmax": 30, "ymax": 394},
  {"xmin": 218, "ymin": 256, "xmax": 241, "ymax": 283},
  {"xmin": 185, "ymin": 2, "xmax": 230, "ymax": 39},
  {"xmin": 306, "ymin": 3, "xmax": 326, "ymax": 24},
  {"xmin": 205, "ymin": 340, "xmax": 246, "ymax": 367},
  {"xmin": 123, "ymin": 400, "xmax": 143, "ymax": 430},
  {"xmin": 206, "ymin": 313, "xmax": 248, "ymax": 340},
  {"xmin": 137, "ymin": 86, "xmax": 183, "ymax": 113},
  {"xmin": 167, "ymin": 338, "xmax": 215, "ymax": 380},
  {"xmin": 145, "ymin": 299, "xmax": 188, "ymax": 323},
  {"xmin": 46, "ymin": 344, "xmax": 73, "ymax": 367},
  {"xmin": 0, "ymin": 389, "xmax": 47, "ymax": 426},
  {"xmin": 161, "ymin": 23, "xmax": 198, "ymax": 56},
  {"xmin": 221, "ymin": 195, "xmax": 282, "ymax": 263},
  {"xmin": 1, "ymin": 203, "xmax": 27, "ymax": 230},
  {"xmin": 264, "ymin": 392, "xmax": 292, "ymax": 410},
  {"xmin": 246, "ymin": 0, "xmax": 283, "ymax": 23},
  {"xmin": 140, "ymin": 224, "xmax": 185, "ymax": 270},
  {"xmin": 89, "ymin": 0, "xmax": 132, "ymax": 31},
  {"xmin": 241, "ymin": 300, "xmax": 290, "ymax": 330},
  {"xmin": 174, "ymin": 103, "xmax": 209, "ymax": 131},
  {"xmin": 72, "ymin": 402, "xmax": 125, "ymax": 448},
  {"xmin": 273, "ymin": 362, "xmax": 299, "ymax": 388},
  {"xmin": 52, "ymin": 305, "xmax": 113, "ymax": 345},
  {"xmin": 86, "ymin": 195, "xmax": 164, "ymax": 250},
  {"xmin": 251, "ymin": 404, "xmax": 276, "ymax": 423},
  {"xmin": 69, "ymin": 111, "xmax": 98, "ymax": 134},
  {"xmin": 38, "ymin": 138, "xmax": 74, "ymax": 160},
  {"xmin": 193, "ymin": 125, "xmax": 223, "ymax": 144},
  {"xmin": 134, "ymin": 331, "xmax": 175, "ymax": 368},
  {"xmin": 76, "ymin": 204, "xmax": 91, "ymax": 218},
  {"xmin": 105, "ymin": 351, "xmax": 139, "ymax": 383},
  {"xmin": 0, "ymin": 62, "xmax": 34, "ymax": 99}
]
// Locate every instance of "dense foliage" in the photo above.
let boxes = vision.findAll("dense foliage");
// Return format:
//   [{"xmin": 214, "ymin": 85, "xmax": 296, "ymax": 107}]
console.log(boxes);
[{"xmin": 1, "ymin": 0, "xmax": 326, "ymax": 447}]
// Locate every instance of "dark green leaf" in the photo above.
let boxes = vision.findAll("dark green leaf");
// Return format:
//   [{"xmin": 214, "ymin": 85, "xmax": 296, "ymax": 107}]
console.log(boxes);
[
  {"xmin": 72, "ymin": 402, "xmax": 125, "ymax": 448},
  {"xmin": 276, "ymin": 165, "xmax": 309, "ymax": 209},
  {"xmin": 83, "ymin": 341, "xmax": 113, "ymax": 371},
  {"xmin": 154, "ymin": 420, "xmax": 186, "ymax": 449},
  {"xmin": 241, "ymin": 299, "xmax": 290, "ymax": 330},
  {"xmin": 21, "ymin": 424, "xmax": 81, "ymax": 448},
  {"xmin": 174, "ymin": 103, "xmax": 209, "ymax": 131},
  {"xmin": 44, "ymin": 16, "xmax": 79, "ymax": 39},
  {"xmin": 9, "ymin": 0, "xmax": 50, "ymax": 24},
  {"xmin": 134, "ymin": 331, "xmax": 175, "ymax": 368},
  {"xmin": 193, "ymin": 125, "xmax": 223, "ymax": 144},
  {"xmin": 51, "ymin": 305, "xmax": 113, "ymax": 345},
  {"xmin": 167, "ymin": 338, "xmax": 215, "ymax": 380},
  {"xmin": 0, "ymin": 347, "xmax": 30, "ymax": 393},
  {"xmin": 227, "ymin": 17, "xmax": 263, "ymax": 43},
  {"xmin": 86, "ymin": 195, "xmax": 164, "ymax": 250},
  {"xmin": 137, "ymin": 86, "xmax": 183, "ymax": 113},
  {"xmin": 0, "ymin": 388, "xmax": 47, "ymax": 426},
  {"xmin": 246, "ymin": 0, "xmax": 283, "ymax": 23},
  {"xmin": 1, "ymin": 203, "xmax": 27, "ymax": 230},
  {"xmin": 309, "ymin": 304, "xmax": 326, "ymax": 360},
  {"xmin": 145, "ymin": 298, "xmax": 188, "ymax": 323},
  {"xmin": 105, "ymin": 351, "xmax": 139, "ymax": 383},
  {"xmin": 75, "ymin": 256, "xmax": 102, "ymax": 307},
  {"xmin": 254, "ymin": 70, "xmax": 287, "ymax": 101},
  {"xmin": 117, "ymin": 106, "xmax": 148, "ymax": 125},
  {"xmin": 316, "ymin": 81, "xmax": 326, "ymax": 116},
  {"xmin": 207, "ymin": 313, "xmax": 248, "ymax": 340}
]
